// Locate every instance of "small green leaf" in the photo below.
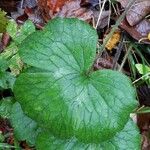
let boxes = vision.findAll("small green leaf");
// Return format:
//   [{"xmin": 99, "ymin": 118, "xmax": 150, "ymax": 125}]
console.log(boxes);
[
  {"xmin": 0, "ymin": 133, "xmax": 4, "ymax": 142},
  {"xmin": 0, "ymin": 71, "xmax": 15, "ymax": 90},
  {"xmin": 135, "ymin": 64, "xmax": 150, "ymax": 75},
  {"xmin": 7, "ymin": 20, "xmax": 35, "ymax": 44},
  {"xmin": 14, "ymin": 18, "xmax": 139, "ymax": 148},
  {"xmin": 0, "ymin": 9, "xmax": 8, "ymax": 33},
  {"xmin": 0, "ymin": 43, "xmax": 18, "ymax": 60},
  {"xmin": 0, "ymin": 57, "xmax": 9, "ymax": 71},
  {"xmin": 135, "ymin": 64, "xmax": 150, "ymax": 84},
  {"xmin": 10, "ymin": 102, "xmax": 41, "ymax": 146},
  {"xmin": 36, "ymin": 119, "xmax": 140, "ymax": 150},
  {"xmin": 0, "ymin": 143, "xmax": 15, "ymax": 149},
  {"xmin": 9, "ymin": 54, "xmax": 23, "ymax": 76},
  {"xmin": 0, "ymin": 97, "xmax": 14, "ymax": 118},
  {"xmin": 6, "ymin": 20, "xmax": 18, "ymax": 39}
]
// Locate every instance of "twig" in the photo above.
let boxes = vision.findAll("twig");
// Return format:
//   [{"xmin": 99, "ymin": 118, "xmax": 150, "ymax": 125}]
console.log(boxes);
[
  {"xmin": 95, "ymin": 0, "xmax": 107, "ymax": 29},
  {"xmin": 20, "ymin": 0, "xmax": 24, "ymax": 8},
  {"xmin": 132, "ymin": 72, "xmax": 150, "ymax": 84}
]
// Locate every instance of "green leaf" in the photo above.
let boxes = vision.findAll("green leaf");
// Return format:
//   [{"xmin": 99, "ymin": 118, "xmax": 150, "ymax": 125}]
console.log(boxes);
[
  {"xmin": 36, "ymin": 119, "xmax": 140, "ymax": 150},
  {"xmin": 0, "ymin": 71, "xmax": 15, "ymax": 90},
  {"xmin": 0, "ymin": 97, "xmax": 14, "ymax": 118},
  {"xmin": 6, "ymin": 20, "xmax": 18, "ymax": 39},
  {"xmin": 6, "ymin": 20, "xmax": 35, "ymax": 44},
  {"xmin": 0, "ymin": 9, "xmax": 7, "ymax": 33},
  {"xmin": 0, "ymin": 143, "xmax": 15, "ymax": 149},
  {"xmin": 9, "ymin": 54, "xmax": 23, "ymax": 76},
  {"xmin": 0, "ymin": 57, "xmax": 9, "ymax": 71},
  {"xmin": 0, "ymin": 43, "xmax": 18, "ymax": 60},
  {"xmin": 14, "ymin": 18, "xmax": 139, "ymax": 147},
  {"xmin": 135, "ymin": 64, "xmax": 150, "ymax": 75},
  {"xmin": 10, "ymin": 102, "xmax": 41, "ymax": 146},
  {"xmin": 135, "ymin": 64, "xmax": 150, "ymax": 84},
  {"xmin": 0, "ymin": 133, "xmax": 4, "ymax": 142}
]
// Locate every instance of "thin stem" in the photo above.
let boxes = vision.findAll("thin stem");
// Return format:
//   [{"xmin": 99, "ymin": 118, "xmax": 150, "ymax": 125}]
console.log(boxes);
[
  {"xmin": 95, "ymin": 0, "xmax": 107, "ymax": 29},
  {"xmin": 20, "ymin": 0, "xmax": 24, "ymax": 8},
  {"xmin": 119, "ymin": 44, "xmax": 132, "ymax": 71},
  {"xmin": 132, "ymin": 72, "xmax": 150, "ymax": 84}
]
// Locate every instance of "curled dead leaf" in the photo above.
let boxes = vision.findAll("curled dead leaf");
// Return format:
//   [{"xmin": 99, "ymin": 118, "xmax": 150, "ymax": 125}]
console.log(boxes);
[
  {"xmin": 117, "ymin": 0, "xmax": 150, "ymax": 26},
  {"xmin": 120, "ymin": 19, "xmax": 150, "ymax": 44}
]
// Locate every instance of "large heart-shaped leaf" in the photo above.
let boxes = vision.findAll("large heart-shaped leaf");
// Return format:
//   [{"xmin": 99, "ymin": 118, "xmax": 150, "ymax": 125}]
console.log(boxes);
[
  {"xmin": 36, "ymin": 119, "xmax": 140, "ymax": 150},
  {"xmin": 14, "ymin": 18, "xmax": 138, "ymax": 146}
]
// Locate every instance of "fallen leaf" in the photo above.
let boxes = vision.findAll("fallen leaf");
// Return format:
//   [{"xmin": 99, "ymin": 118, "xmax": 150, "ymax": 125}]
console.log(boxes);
[
  {"xmin": 136, "ymin": 19, "xmax": 150, "ymax": 37},
  {"xmin": 120, "ymin": 19, "xmax": 150, "ymax": 44},
  {"xmin": 94, "ymin": 55, "xmax": 114, "ymax": 70},
  {"xmin": 1, "ymin": 33, "xmax": 10, "ymax": 50},
  {"xmin": 37, "ymin": 0, "xmax": 93, "ymax": 22},
  {"xmin": 126, "ymin": 0, "xmax": 150, "ymax": 26},
  {"xmin": 38, "ymin": 0, "xmax": 70, "ymax": 21},
  {"xmin": 24, "ymin": 7, "xmax": 44, "ymax": 25},
  {"xmin": 117, "ymin": 0, "xmax": 150, "ymax": 26},
  {"xmin": 55, "ymin": 0, "xmax": 93, "ymax": 22}
]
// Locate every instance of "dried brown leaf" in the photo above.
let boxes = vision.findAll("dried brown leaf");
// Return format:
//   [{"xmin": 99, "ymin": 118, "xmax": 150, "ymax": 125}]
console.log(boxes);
[
  {"xmin": 37, "ymin": 0, "xmax": 93, "ymax": 22},
  {"xmin": 117, "ymin": 0, "xmax": 150, "ymax": 26},
  {"xmin": 94, "ymin": 53, "xmax": 114, "ymax": 70},
  {"xmin": 38, "ymin": 0, "xmax": 70, "ymax": 21},
  {"xmin": 55, "ymin": 0, "xmax": 93, "ymax": 21},
  {"xmin": 120, "ymin": 19, "xmax": 150, "ymax": 44}
]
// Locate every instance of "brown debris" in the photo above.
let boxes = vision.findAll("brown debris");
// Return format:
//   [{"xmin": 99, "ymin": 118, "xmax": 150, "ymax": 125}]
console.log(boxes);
[
  {"xmin": 37, "ymin": 0, "xmax": 93, "ymax": 22},
  {"xmin": 120, "ymin": 19, "xmax": 150, "ymax": 44},
  {"xmin": 117, "ymin": 0, "xmax": 150, "ymax": 26}
]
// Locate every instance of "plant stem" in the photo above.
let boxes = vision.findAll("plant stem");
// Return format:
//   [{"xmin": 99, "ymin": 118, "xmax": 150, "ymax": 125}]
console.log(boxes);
[
  {"xmin": 119, "ymin": 44, "xmax": 132, "ymax": 71},
  {"xmin": 95, "ymin": 0, "xmax": 107, "ymax": 29},
  {"xmin": 132, "ymin": 72, "xmax": 150, "ymax": 84}
]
